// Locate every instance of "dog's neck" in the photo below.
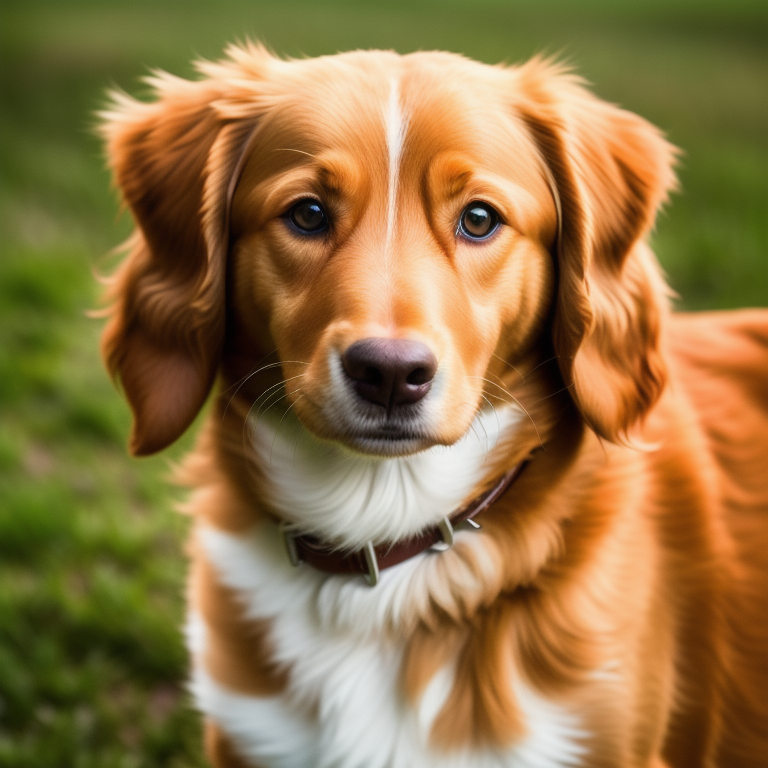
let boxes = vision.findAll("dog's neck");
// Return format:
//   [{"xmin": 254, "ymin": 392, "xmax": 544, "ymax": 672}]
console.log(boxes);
[{"xmin": 246, "ymin": 405, "xmax": 526, "ymax": 552}]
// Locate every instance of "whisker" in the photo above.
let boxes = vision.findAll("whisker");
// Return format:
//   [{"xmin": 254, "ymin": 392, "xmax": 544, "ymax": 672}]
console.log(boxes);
[
  {"xmin": 223, "ymin": 360, "xmax": 309, "ymax": 416},
  {"xmin": 483, "ymin": 391, "xmax": 513, "ymax": 404},
  {"xmin": 474, "ymin": 401, "xmax": 491, "ymax": 447},
  {"xmin": 532, "ymin": 382, "xmax": 575, "ymax": 404},
  {"xmin": 507, "ymin": 394, "xmax": 543, "ymax": 449},
  {"xmin": 242, "ymin": 397, "xmax": 262, "ymax": 454},
  {"xmin": 468, "ymin": 375, "xmax": 513, "ymax": 398},
  {"xmin": 526, "ymin": 354, "xmax": 560, "ymax": 378},
  {"xmin": 485, "ymin": 366, "xmax": 518, "ymax": 392},
  {"xmin": 472, "ymin": 381, "xmax": 517, "ymax": 419},
  {"xmin": 220, "ymin": 350, "xmax": 279, "ymax": 398},
  {"xmin": 251, "ymin": 390, "xmax": 292, "ymax": 432},
  {"xmin": 467, "ymin": 375, "xmax": 543, "ymax": 449},
  {"xmin": 467, "ymin": 421, "xmax": 483, "ymax": 451},
  {"xmin": 242, "ymin": 385, "xmax": 292, "ymax": 446},
  {"xmin": 244, "ymin": 383, "xmax": 304, "ymax": 450},
  {"xmin": 237, "ymin": 377, "xmax": 307, "ymax": 442},
  {"xmin": 292, "ymin": 423, "xmax": 306, "ymax": 467},
  {"xmin": 491, "ymin": 352, "xmax": 525, "ymax": 382},
  {"xmin": 478, "ymin": 393, "xmax": 501, "ymax": 449},
  {"xmin": 273, "ymin": 147, "xmax": 317, "ymax": 159},
  {"xmin": 271, "ymin": 393, "xmax": 305, "ymax": 464},
  {"xmin": 251, "ymin": 374, "xmax": 307, "ymax": 413},
  {"xmin": 471, "ymin": 420, "xmax": 493, "ymax": 461}
]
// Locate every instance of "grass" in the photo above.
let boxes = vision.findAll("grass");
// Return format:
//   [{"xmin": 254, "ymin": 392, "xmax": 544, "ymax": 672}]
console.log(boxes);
[{"xmin": 0, "ymin": 0, "xmax": 766, "ymax": 765}]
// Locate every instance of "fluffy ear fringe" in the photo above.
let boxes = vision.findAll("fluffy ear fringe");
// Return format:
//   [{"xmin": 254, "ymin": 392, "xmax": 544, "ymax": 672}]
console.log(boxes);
[
  {"xmin": 98, "ymin": 44, "xmax": 272, "ymax": 455},
  {"xmin": 514, "ymin": 59, "xmax": 679, "ymax": 444}
]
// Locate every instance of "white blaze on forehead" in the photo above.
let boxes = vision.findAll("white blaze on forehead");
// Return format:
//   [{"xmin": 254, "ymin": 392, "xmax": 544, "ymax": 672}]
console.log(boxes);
[{"xmin": 384, "ymin": 78, "xmax": 408, "ymax": 253}]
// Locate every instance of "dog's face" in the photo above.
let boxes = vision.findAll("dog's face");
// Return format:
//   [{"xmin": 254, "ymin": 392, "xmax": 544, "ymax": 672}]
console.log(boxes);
[
  {"xmin": 228, "ymin": 52, "xmax": 556, "ymax": 455},
  {"xmin": 100, "ymin": 47, "xmax": 676, "ymax": 458}
]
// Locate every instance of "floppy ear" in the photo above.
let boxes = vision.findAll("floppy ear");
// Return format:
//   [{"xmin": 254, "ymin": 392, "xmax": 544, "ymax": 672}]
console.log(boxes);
[
  {"xmin": 514, "ymin": 61, "xmax": 678, "ymax": 443},
  {"xmin": 100, "ymin": 57, "xmax": 265, "ymax": 455}
]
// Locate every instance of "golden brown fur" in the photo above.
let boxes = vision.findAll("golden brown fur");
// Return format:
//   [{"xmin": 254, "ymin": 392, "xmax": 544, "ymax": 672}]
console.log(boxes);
[{"xmin": 100, "ymin": 45, "xmax": 768, "ymax": 767}]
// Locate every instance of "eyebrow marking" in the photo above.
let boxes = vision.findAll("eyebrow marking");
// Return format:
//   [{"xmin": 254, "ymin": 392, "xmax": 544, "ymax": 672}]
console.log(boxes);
[{"xmin": 384, "ymin": 78, "xmax": 408, "ymax": 254}]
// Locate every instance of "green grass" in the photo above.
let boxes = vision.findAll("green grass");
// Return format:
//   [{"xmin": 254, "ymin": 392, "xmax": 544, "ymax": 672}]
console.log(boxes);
[{"xmin": 0, "ymin": 0, "xmax": 766, "ymax": 765}]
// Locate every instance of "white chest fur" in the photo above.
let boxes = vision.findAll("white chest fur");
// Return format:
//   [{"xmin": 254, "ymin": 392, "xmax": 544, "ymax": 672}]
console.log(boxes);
[
  {"xmin": 188, "ymin": 407, "xmax": 588, "ymax": 767},
  {"xmin": 247, "ymin": 405, "xmax": 524, "ymax": 549}
]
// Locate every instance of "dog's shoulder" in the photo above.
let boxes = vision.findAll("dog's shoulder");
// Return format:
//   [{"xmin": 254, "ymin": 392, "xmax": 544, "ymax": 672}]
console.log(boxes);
[
  {"xmin": 668, "ymin": 308, "xmax": 768, "ymax": 399},
  {"xmin": 666, "ymin": 308, "xmax": 768, "ymax": 514}
]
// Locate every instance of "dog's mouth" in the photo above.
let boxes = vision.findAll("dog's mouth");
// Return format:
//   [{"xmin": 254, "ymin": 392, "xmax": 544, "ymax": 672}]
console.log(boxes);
[
  {"xmin": 248, "ymin": 398, "xmax": 439, "ymax": 460},
  {"xmin": 324, "ymin": 405, "xmax": 438, "ymax": 456},
  {"xmin": 339, "ymin": 424, "xmax": 435, "ymax": 457}
]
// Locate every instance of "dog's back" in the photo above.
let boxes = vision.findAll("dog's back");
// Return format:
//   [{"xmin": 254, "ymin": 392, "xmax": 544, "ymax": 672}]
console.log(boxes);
[
  {"xmin": 663, "ymin": 310, "xmax": 768, "ymax": 765},
  {"xmin": 669, "ymin": 310, "xmax": 768, "ymax": 527}
]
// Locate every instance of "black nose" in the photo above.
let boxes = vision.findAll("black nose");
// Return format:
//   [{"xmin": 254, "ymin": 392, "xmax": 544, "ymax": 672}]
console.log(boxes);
[{"xmin": 341, "ymin": 338, "xmax": 437, "ymax": 411}]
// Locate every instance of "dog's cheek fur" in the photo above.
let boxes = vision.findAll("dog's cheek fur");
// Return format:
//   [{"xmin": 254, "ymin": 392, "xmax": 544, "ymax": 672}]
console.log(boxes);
[{"xmin": 514, "ymin": 61, "xmax": 678, "ymax": 444}]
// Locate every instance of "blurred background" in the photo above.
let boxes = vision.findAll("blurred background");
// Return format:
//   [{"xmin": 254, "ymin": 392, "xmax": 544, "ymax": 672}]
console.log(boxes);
[{"xmin": 0, "ymin": 0, "xmax": 765, "ymax": 765}]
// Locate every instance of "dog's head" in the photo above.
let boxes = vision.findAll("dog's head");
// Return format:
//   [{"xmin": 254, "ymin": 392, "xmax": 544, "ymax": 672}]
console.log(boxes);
[{"xmin": 100, "ymin": 46, "xmax": 676, "ymax": 458}]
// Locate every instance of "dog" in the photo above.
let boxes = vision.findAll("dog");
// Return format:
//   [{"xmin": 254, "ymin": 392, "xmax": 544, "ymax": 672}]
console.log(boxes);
[{"xmin": 99, "ymin": 45, "xmax": 768, "ymax": 767}]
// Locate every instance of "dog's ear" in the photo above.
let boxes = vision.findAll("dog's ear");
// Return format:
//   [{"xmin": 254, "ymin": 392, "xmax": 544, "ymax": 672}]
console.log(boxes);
[
  {"xmin": 515, "ymin": 61, "xmax": 678, "ymax": 443},
  {"xmin": 100, "ymin": 57, "xmax": 265, "ymax": 455}
]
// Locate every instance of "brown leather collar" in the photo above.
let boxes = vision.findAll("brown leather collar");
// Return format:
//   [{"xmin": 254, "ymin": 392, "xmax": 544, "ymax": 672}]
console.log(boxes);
[{"xmin": 279, "ymin": 461, "xmax": 528, "ymax": 586}]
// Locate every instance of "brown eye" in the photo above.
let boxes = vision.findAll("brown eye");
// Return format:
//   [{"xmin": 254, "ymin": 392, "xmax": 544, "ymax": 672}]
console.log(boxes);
[
  {"xmin": 459, "ymin": 203, "xmax": 499, "ymax": 240},
  {"xmin": 287, "ymin": 199, "xmax": 328, "ymax": 234}
]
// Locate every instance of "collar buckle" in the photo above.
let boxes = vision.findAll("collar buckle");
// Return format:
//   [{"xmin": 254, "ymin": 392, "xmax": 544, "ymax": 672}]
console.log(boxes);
[
  {"xmin": 280, "ymin": 522, "xmax": 303, "ymax": 567},
  {"xmin": 430, "ymin": 517, "xmax": 455, "ymax": 552},
  {"xmin": 362, "ymin": 541, "xmax": 380, "ymax": 586}
]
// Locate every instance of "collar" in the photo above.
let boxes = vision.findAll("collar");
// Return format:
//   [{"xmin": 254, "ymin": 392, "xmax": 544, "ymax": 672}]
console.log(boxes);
[{"xmin": 278, "ymin": 460, "xmax": 528, "ymax": 586}]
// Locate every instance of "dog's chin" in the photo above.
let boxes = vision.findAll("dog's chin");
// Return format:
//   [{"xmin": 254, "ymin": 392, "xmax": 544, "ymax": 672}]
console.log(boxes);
[
  {"xmin": 302, "ymin": 407, "xmax": 445, "ymax": 458},
  {"xmin": 335, "ymin": 428, "xmax": 438, "ymax": 458},
  {"xmin": 295, "ymin": 390, "xmax": 471, "ymax": 458}
]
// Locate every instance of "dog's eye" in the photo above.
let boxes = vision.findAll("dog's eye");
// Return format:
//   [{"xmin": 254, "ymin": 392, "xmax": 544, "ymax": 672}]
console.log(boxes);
[
  {"xmin": 459, "ymin": 203, "xmax": 499, "ymax": 240},
  {"xmin": 287, "ymin": 199, "xmax": 328, "ymax": 234}
]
